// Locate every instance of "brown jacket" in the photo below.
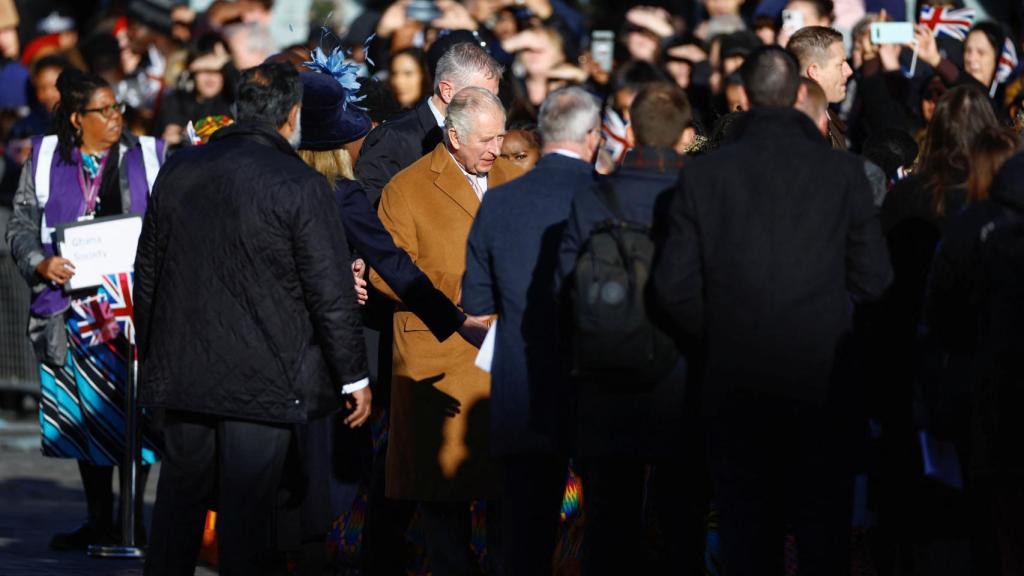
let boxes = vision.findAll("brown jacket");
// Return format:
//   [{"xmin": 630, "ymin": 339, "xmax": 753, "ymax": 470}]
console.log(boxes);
[{"xmin": 370, "ymin": 142, "xmax": 522, "ymax": 501}]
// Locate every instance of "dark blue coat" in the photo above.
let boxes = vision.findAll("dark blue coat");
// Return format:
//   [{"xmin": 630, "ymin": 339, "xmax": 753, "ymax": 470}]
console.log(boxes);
[
  {"xmin": 333, "ymin": 178, "xmax": 464, "ymax": 341},
  {"xmin": 462, "ymin": 153, "xmax": 595, "ymax": 455}
]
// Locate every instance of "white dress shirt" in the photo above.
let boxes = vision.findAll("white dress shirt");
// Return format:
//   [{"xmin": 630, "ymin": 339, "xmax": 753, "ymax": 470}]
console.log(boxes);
[
  {"xmin": 427, "ymin": 97, "xmax": 446, "ymax": 128},
  {"xmin": 549, "ymin": 149, "xmax": 583, "ymax": 160},
  {"xmin": 342, "ymin": 377, "xmax": 369, "ymax": 394},
  {"xmin": 446, "ymin": 148, "xmax": 489, "ymax": 200}
]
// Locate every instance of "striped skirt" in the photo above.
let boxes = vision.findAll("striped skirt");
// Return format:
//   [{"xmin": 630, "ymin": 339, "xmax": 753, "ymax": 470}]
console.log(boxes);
[{"xmin": 37, "ymin": 302, "xmax": 160, "ymax": 466}]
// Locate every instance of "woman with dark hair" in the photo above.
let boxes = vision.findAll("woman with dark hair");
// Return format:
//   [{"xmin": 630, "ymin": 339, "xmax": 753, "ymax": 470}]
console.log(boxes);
[
  {"xmin": 5, "ymin": 68, "xmax": 165, "ymax": 550},
  {"xmin": 962, "ymin": 22, "xmax": 1004, "ymax": 89},
  {"xmin": 868, "ymin": 84, "xmax": 1004, "ymax": 573},
  {"xmin": 887, "ymin": 84, "xmax": 1003, "ymax": 224},
  {"xmin": 388, "ymin": 47, "xmax": 430, "ymax": 110},
  {"xmin": 500, "ymin": 122, "xmax": 541, "ymax": 172},
  {"xmin": 913, "ymin": 21, "xmax": 1010, "ymax": 114},
  {"xmin": 155, "ymin": 34, "xmax": 235, "ymax": 146},
  {"xmin": 923, "ymin": 127, "xmax": 1020, "ymax": 575}
]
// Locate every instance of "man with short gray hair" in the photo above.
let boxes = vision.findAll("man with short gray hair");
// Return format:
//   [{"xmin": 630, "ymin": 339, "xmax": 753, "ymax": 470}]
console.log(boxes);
[
  {"xmin": 356, "ymin": 42, "xmax": 504, "ymax": 203},
  {"xmin": 368, "ymin": 86, "xmax": 521, "ymax": 573},
  {"xmin": 462, "ymin": 86, "xmax": 600, "ymax": 575}
]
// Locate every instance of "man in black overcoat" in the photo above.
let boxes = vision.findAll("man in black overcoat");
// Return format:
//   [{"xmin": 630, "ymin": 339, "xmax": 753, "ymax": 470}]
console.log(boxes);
[
  {"xmin": 135, "ymin": 62, "xmax": 371, "ymax": 576},
  {"xmin": 652, "ymin": 46, "xmax": 893, "ymax": 574}
]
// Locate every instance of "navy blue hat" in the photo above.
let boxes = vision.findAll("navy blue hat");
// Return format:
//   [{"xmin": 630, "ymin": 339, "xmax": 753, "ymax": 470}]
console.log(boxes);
[{"xmin": 299, "ymin": 72, "xmax": 372, "ymax": 151}]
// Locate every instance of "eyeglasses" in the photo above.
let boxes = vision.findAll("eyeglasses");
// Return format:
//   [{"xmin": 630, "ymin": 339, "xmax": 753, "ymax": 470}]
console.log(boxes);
[{"xmin": 82, "ymin": 102, "xmax": 127, "ymax": 119}]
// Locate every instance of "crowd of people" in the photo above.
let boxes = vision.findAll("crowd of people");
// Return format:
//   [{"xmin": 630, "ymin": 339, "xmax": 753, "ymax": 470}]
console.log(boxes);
[{"xmin": 1, "ymin": 0, "xmax": 1023, "ymax": 575}]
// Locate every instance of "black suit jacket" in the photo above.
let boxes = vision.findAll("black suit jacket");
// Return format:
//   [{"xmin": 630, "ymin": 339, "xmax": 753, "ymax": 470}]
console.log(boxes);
[
  {"xmin": 334, "ymin": 178, "xmax": 464, "ymax": 341},
  {"xmin": 354, "ymin": 100, "xmax": 442, "ymax": 205},
  {"xmin": 652, "ymin": 107, "xmax": 892, "ymax": 410}
]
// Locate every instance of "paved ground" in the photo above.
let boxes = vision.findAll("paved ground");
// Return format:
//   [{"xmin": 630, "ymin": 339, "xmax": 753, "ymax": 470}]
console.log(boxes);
[{"xmin": 0, "ymin": 410, "xmax": 216, "ymax": 576}]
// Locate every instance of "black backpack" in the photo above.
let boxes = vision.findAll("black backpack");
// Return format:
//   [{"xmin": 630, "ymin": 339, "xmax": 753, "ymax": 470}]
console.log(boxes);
[{"xmin": 570, "ymin": 179, "xmax": 678, "ymax": 383}]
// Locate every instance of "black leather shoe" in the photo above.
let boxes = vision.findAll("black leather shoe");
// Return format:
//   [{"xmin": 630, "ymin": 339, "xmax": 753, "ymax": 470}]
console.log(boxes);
[{"xmin": 48, "ymin": 523, "xmax": 114, "ymax": 551}]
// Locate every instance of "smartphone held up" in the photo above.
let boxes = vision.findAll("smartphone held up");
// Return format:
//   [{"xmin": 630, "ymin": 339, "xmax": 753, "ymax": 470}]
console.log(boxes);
[
  {"xmin": 591, "ymin": 30, "xmax": 614, "ymax": 74},
  {"xmin": 407, "ymin": 0, "xmax": 442, "ymax": 23},
  {"xmin": 870, "ymin": 22, "xmax": 915, "ymax": 45}
]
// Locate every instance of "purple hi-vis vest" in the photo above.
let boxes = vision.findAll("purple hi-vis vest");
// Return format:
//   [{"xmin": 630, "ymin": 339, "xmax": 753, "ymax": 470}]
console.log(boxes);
[{"xmin": 30, "ymin": 134, "xmax": 164, "ymax": 316}]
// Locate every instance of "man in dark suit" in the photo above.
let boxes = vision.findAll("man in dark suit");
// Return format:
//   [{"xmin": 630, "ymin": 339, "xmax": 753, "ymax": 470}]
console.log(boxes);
[
  {"xmin": 355, "ymin": 41, "xmax": 504, "ymax": 204},
  {"xmin": 652, "ymin": 46, "xmax": 892, "ymax": 574},
  {"xmin": 556, "ymin": 82, "xmax": 707, "ymax": 575},
  {"xmin": 462, "ymin": 86, "xmax": 600, "ymax": 575},
  {"xmin": 136, "ymin": 63, "xmax": 371, "ymax": 575},
  {"xmin": 787, "ymin": 26, "xmax": 853, "ymax": 150}
]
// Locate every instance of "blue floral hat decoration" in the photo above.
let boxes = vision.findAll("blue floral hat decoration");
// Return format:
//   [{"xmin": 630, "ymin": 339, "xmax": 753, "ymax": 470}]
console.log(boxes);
[{"xmin": 299, "ymin": 34, "xmax": 373, "ymax": 150}]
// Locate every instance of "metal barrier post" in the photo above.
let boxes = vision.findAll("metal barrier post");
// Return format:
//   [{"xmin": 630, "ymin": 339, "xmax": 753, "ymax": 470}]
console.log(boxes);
[{"xmin": 88, "ymin": 341, "xmax": 144, "ymax": 559}]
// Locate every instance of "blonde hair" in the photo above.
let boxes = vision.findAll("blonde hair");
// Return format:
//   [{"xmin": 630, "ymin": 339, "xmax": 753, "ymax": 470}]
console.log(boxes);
[{"xmin": 298, "ymin": 148, "xmax": 354, "ymax": 182}]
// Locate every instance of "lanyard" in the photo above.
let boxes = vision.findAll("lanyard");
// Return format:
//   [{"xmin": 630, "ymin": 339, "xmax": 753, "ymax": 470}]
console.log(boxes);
[{"xmin": 77, "ymin": 150, "xmax": 110, "ymax": 216}]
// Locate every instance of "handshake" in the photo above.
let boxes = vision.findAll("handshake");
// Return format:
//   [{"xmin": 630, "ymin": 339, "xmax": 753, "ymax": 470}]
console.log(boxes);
[{"xmin": 350, "ymin": 258, "xmax": 490, "ymax": 348}]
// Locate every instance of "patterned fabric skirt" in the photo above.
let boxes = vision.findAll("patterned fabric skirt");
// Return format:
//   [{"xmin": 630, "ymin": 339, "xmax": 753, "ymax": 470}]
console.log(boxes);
[{"xmin": 37, "ymin": 303, "xmax": 160, "ymax": 466}]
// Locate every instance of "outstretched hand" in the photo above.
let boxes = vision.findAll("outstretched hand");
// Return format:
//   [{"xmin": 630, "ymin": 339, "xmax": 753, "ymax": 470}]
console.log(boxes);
[{"xmin": 457, "ymin": 315, "xmax": 490, "ymax": 348}]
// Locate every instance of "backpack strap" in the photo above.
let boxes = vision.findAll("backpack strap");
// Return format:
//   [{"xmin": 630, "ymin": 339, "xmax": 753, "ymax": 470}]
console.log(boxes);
[{"xmin": 595, "ymin": 177, "xmax": 626, "ymax": 222}]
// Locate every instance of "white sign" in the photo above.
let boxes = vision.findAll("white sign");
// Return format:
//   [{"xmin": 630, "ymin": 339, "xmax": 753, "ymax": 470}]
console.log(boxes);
[
  {"xmin": 474, "ymin": 321, "xmax": 497, "ymax": 373},
  {"xmin": 55, "ymin": 215, "xmax": 143, "ymax": 292}
]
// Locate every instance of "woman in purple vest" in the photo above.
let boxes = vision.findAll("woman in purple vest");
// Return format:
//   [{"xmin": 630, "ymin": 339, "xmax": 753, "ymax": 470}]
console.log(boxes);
[{"xmin": 5, "ymin": 68, "xmax": 165, "ymax": 550}]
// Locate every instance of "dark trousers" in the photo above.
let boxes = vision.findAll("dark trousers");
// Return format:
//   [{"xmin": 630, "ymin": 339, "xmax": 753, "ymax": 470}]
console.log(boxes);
[
  {"xmin": 419, "ymin": 500, "xmax": 501, "ymax": 576},
  {"xmin": 361, "ymin": 318, "xmax": 421, "ymax": 575},
  {"xmin": 361, "ymin": 425, "xmax": 416, "ymax": 575},
  {"xmin": 144, "ymin": 411, "xmax": 292, "ymax": 576},
  {"xmin": 579, "ymin": 456, "xmax": 709, "ymax": 576},
  {"xmin": 78, "ymin": 460, "xmax": 151, "ymax": 541},
  {"xmin": 498, "ymin": 453, "xmax": 568, "ymax": 576},
  {"xmin": 706, "ymin": 396, "xmax": 853, "ymax": 576}
]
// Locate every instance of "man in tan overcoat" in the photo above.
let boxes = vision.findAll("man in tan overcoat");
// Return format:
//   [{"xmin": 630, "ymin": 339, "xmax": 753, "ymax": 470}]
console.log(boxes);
[{"xmin": 370, "ymin": 86, "xmax": 521, "ymax": 572}]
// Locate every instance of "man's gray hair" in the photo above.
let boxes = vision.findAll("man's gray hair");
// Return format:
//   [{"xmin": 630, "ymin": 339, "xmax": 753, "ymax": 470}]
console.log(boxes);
[
  {"xmin": 445, "ymin": 87, "xmax": 506, "ymax": 141},
  {"xmin": 538, "ymin": 87, "xmax": 601, "ymax": 144},
  {"xmin": 433, "ymin": 43, "xmax": 505, "ymax": 94}
]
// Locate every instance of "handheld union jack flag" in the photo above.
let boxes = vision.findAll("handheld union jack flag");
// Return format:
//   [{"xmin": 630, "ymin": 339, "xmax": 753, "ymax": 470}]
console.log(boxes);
[
  {"xmin": 73, "ymin": 296, "xmax": 121, "ymax": 346},
  {"xmin": 600, "ymin": 108, "xmax": 630, "ymax": 170},
  {"xmin": 997, "ymin": 37, "xmax": 1019, "ymax": 85},
  {"xmin": 99, "ymin": 272, "xmax": 136, "ymax": 345},
  {"xmin": 919, "ymin": 5, "xmax": 975, "ymax": 41}
]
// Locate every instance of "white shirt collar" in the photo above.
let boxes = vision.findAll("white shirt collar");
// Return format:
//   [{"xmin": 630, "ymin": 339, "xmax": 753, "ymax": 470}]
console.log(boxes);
[
  {"xmin": 427, "ymin": 97, "xmax": 446, "ymax": 128},
  {"xmin": 446, "ymin": 146, "xmax": 488, "ymax": 200},
  {"xmin": 550, "ymin": 149, "xmax": 583, "ymax": 160}
]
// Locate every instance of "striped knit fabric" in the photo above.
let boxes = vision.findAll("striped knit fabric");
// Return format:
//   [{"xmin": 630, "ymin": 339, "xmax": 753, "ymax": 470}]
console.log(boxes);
[{"xmin": 37, "ymin": 302, "xmax": 160, "ymax": 466}]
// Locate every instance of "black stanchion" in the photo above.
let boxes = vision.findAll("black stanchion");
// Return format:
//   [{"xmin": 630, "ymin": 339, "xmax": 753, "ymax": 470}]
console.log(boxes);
[{"xmin": 88, "ymin": 340, "xmax": 144, "ymax": 559}]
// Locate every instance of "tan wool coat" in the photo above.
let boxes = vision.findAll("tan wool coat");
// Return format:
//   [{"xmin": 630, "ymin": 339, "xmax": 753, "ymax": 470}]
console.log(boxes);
[{"xmin": 370, "ymin": 142, "xmax": 522, "ymax": 501}]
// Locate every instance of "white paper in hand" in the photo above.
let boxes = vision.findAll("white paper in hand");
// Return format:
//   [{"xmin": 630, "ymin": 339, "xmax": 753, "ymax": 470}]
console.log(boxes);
[{"xmin": 474, "ymin": 321, "xmax": 497, "ymax": 373}]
